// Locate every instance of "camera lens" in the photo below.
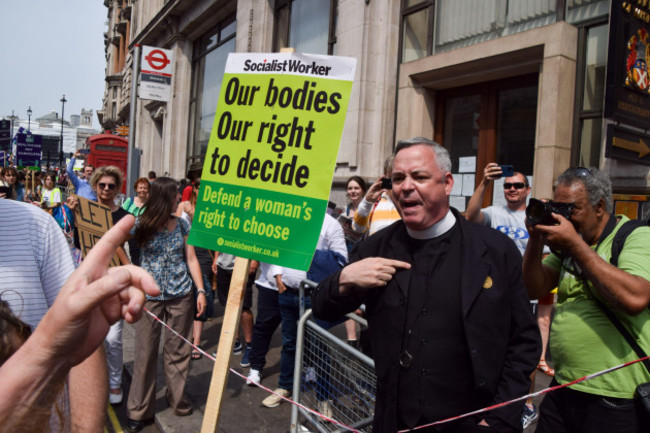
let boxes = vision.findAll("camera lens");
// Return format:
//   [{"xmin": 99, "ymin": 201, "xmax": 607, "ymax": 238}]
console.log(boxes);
[{"xmin": 526, "ymin": 198, "xmax": 547, "ymax": 226}]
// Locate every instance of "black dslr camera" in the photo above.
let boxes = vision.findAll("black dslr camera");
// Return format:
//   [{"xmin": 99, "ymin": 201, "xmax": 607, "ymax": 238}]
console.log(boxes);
[{"xmin": 526, "ymin": 198, "xmax": 574, "ymax": 226}]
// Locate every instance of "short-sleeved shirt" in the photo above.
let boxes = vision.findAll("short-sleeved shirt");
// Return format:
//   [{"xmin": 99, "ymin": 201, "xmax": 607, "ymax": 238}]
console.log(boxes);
[
  {"xmin": 122, "ymin": 197, "xmax": 145, "ymax": 216},
  {"xmin": 41, "ymin": 187, "xmax": 62, "ymax": 207},
  {"xmin": 544, "ymin": 215, "xmax": 650, "ymax": 398},
  {"xmin": 134, "ymin": 217, "xmax": 193, "ymax": 300},
  {"xmin": 482, "ymin": 205, "xmax": 550, "ymax": 256},
  {"xmin": 0, "ymin": 199, "xmax": 75, "ymax": 329}
]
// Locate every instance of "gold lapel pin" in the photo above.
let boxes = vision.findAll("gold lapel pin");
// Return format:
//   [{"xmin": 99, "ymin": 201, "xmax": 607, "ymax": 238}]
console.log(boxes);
[{"xmin": 483, "ymin": 276, "xmax": 493, "ymax": 289}]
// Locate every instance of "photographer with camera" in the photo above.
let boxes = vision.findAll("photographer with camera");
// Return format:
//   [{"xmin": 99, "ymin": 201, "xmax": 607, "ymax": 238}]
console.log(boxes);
[
  {"xmin": 466, "ymin": 162, "xmax": 533, "ymax": 254},
  {"xmin": 523, "ymin": 167, "xmax": 650, "ymax": 433},
  {"xmin": 351, "ymin": 155, "xmax": 401, "ymax": 237}
]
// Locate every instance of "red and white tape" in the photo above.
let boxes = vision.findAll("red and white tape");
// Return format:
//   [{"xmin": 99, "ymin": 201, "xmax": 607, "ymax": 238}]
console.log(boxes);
[
  {"xmin": 144, "ymin": 307, "xmax": 649, "ymax": 433},
  {"xmin": 143, "ymin": 307, "xmax": 361, "ymax": 432}
]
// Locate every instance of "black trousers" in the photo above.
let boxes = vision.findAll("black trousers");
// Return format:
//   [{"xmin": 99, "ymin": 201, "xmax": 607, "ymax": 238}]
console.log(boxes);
[
  {"xmin": 248, "ymin": 285, "xmax": 281, "ymax": 372},
  {"xmin": 536, "ymin": 379, "xmax": 646, "ymax": 433}
]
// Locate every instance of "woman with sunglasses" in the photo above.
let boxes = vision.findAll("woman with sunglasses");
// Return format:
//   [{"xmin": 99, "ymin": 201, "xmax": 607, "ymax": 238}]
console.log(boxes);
[
  {"xmin": 89, "ymin": 166, "xmax": 132, "ymax": 405},
  {"xmin": 126, "ymin": 177, "xmax": 206, "ymax": 432}
]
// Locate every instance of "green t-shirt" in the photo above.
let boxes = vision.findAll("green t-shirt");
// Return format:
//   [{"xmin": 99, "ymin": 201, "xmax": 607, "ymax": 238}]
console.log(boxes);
[
  {"xmin": 122, "ymin": 197, "xmax": 145, "ymax": 216},
  {"xmin": 544, "ymin": 215, "xmax": 650, "ymax": 398}
]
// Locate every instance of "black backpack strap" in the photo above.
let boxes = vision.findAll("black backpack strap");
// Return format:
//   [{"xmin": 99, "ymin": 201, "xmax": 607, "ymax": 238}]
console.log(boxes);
[{"xmin": 610, "ymin": 220, "xmax": 648, "ymax": 267}]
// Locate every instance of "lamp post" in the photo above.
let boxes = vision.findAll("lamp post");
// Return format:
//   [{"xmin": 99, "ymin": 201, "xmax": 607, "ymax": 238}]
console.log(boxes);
[
  {"xmin": 59, "ymin": 95, "xmax": 66, "ymax": 169},
  {"xmin": 27, "ymin": 106, "xmax": 32, "ymax": 132}
]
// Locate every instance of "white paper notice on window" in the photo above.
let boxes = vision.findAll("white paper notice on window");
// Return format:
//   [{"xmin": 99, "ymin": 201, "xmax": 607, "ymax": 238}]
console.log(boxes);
[
  {"xmin": 451, "ymin": 174, "xmax": 463, "ymax": 196},
  {"xmin": 458, "ymin": 156, "xmax": 476, "ymax": 173},
  {"xmin": 492, "ymin": 178, "xmax": 507, "ymax": 207},
  {"xmin": 461, "ymin": 174, "xmax": 475, "ymax": 196},
  {"xmin": 450, "ymin": 196, "xmax": 466, "ymax": 212}
]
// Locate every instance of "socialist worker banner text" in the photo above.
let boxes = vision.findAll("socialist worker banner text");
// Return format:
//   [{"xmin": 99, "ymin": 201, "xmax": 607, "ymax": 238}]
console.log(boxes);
[{"xmin": 188, "ymin": 53, "xmax": 356, "ymax": 270}]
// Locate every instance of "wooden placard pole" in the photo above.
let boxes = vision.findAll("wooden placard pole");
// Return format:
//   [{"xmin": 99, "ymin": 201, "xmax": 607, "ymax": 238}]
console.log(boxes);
[{"xmin": 201, "ymin": 256, "xmax": 251, "ymax": 433}]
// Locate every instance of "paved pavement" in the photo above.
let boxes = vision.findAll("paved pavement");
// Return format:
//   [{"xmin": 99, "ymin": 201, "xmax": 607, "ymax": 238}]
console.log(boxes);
[
  {"xmin": 119, "ymin": 300, "xmax": 293, "ymax": 433},
  {"xmin": 116, "ymin": 297, "xmax": 553, "ymax": 433}
]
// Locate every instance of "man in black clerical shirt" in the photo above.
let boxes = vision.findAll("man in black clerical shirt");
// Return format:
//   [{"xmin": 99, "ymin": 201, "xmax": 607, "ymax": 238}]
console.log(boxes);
[{"xmin": 312, "ymin": 137, "xmax": 540, "ymax": 433}]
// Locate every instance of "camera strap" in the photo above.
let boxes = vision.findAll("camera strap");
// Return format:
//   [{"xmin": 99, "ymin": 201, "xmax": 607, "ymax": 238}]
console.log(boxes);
[
  {"xmin": 583, "ymin": 278, "xmax": 650, "ymax": 375},
  {"xmin": 581, "ymin": 213, "xmax": 650, "ymax": 374}
]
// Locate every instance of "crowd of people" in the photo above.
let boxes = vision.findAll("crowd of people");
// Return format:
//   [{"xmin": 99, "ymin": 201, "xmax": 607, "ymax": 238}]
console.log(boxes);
[{"xmin": 1, "ymin": 136, "xmax": 650, "ymax": 433}]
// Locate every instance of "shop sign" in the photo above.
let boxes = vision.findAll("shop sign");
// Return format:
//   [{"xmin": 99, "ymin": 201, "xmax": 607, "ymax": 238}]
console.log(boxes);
[{"xmin": 605, "ymin": 1, "xmax": 650, "ymax": 127}]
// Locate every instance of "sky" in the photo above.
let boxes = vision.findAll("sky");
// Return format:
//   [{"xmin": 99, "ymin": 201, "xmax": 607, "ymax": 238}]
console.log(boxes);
[{"xmin": 0, "ymin": 1, "xmax": 107, "ymax": 129}]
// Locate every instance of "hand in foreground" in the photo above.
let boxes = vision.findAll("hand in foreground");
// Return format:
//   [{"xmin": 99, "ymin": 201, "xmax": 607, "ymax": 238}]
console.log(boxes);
[
  {"xmin": 31, "ymin": 215, "xmax": 160, "ymax": 368},
  {"xmin": 339, "ymin": 257, "xmax": 411, "ymax": 294}
]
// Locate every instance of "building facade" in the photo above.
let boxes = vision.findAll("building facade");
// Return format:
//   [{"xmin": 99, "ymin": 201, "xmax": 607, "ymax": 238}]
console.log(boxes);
[{"xmin": 100, "ymin": 0, "xmax": 650, "ymax": 217}]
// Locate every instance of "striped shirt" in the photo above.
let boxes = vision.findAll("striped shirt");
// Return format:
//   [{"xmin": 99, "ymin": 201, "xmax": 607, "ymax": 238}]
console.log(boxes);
[{"xmin": 0, "ymin": 199, "xmax": 75, "ymax": 329}]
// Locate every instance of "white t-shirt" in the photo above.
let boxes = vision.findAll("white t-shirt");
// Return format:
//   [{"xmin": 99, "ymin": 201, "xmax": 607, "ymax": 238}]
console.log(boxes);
[
  {"xmin": 482, "ymin": 205, "xmax": 548, "ymax": 256},
  {"xmin": 269, "ymin": 213, "xmax": 348, "ymax": 289},
  {"xmin": 0, "ymin": 199, "xmax": 75, "ymax": 329}
]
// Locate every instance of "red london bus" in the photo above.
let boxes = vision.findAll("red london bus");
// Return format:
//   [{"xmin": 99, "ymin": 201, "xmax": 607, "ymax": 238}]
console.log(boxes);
[{"xmin": 85, "ymin": 133, "xmax": 129, "ymax": 195}]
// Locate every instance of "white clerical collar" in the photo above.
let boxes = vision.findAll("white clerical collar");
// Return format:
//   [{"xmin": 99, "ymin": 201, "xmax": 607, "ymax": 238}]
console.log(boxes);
[{"xmin": 406, "ymin": 209, "xmax": 457, "ymax": 239}]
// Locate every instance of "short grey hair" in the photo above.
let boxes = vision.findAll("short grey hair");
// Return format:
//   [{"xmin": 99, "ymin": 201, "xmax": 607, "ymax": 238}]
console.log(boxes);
[
  {"xmin": 394, "ymin": 137, "xmax": 452, "ymax": 175},
  {"xmin": 557, "ymin": 167, "xmax": 613, "ymax": 213}
]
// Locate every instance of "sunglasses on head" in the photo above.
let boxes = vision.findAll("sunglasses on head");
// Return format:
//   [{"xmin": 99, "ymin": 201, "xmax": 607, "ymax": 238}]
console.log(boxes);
[
  {"xmin": 98, "ymin": 182, "xmax": 116, "ymax": 190},
  {"xmin": 503, "ymin": 182, "xmax": 526, "ymax": 190},
  {"xmin": 567, "ymin": 166, "xmax": 593, "ymax": 177}
]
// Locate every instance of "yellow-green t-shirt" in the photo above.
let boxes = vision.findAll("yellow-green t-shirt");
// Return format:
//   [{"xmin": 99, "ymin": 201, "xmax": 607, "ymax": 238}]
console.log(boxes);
[{"xmin": 543, "ymin": 215, "xmax": 650, "ymax": 398}]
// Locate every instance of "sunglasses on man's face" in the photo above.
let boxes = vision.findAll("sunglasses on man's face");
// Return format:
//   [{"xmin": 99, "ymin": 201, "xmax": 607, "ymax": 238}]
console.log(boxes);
[
  {"xmin": 503, "ymin": 182, "xmax": 526, "ymax": 190},
  {"xmin": 98, "ymin": 182, "xmax": 116, "ymax": 191}
]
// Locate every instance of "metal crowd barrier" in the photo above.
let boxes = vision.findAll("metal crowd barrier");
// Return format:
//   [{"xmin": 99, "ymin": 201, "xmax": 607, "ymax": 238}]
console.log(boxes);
[{"xmin": 290, "ymin": 281, "xmax": 377, "ymax": 433}]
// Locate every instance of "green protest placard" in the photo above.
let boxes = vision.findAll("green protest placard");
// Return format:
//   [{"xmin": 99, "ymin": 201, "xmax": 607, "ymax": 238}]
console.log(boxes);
[{"xmin": 189, "ymin": 53, "xmax": 356, "ymax": 270}]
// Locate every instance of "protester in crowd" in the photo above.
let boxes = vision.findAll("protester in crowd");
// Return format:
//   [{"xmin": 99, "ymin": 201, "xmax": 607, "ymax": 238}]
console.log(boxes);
[
  {"xmin": 40, "ymin": 171, "xmax": 62, "ymax": 211},
  {"xmin": 0, "ymin": 198, "xmax": 109, "ymax": 432},
  {"xmin": 148, "ymin": 171, "xmax": 157, "ymax": 182},
  {"xmin": 264, "ymin": 213, "xmax": 347, "ymax": 410},
  {"xmin": 0, "ymin": 166, "xmax": 18, "ymax": 200},
  {"xmin": 245, "ymin": 262, "xmax": 279, "ymax": 387},
  {"xmin": 15, "ymin": 170, "xmax": 26, "ymax": 202},
  {"xmin": 122, "ymin": 177, "xmax": 150, "ymax": 266},
  {"xmin": 346, "ymin": 156, "xmax": 402, "ymax": 350},
  {"xmin": 523, "ymin": 166, "xmax": 650, "ymax": 433},
  {"xmin": 212, "ymin": 251, "xmax": 257, "ymax": 365},
  {"xmin": 90, "ymin": 166, "xmax": 131, "ymax": 265},
  {"xmin": 466, "ymin": 163, "xmax": 535, "ymax": 254},
  {"xmin": 352, "ymin": 155, "xmax": 401, "ymax": 237},
  {"xmin": 0, "ymin": 215, "xmax": 160, "ymax": 433},
  {"xmin": 123, "ymin": 177, "xmax": 150, "ymax": 217},
  {"xmin": 126, "ymin": 177, "xmax": 207, "ymax": 433},
  {"xmin": 89, "ymin": 166, "xmax": 131, "ymax": 404},
  {"xmin": 181, "ymin": 163, "xmax": 202, "ymax": 202},
  {"xmin": 339, "ymin": 176, "xmax": 368, "ymax": 346},
  {"xmin": 343, "ymin": 176, "xmax": 366, "ymax": 219},
  {"xmin": 313, "ymin": 137, "xmax": 540, "ymax": 433},
  {"xmin": 465, "ymin": 162, "xmax": 551, "ymax": 427},
  {"xmin": 175, "ymin": 179, "xmax": 216, "ymax": 360},
  {"xmin": 66, "ymin": 149, "xmax": 96, "ymax": 200}
]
